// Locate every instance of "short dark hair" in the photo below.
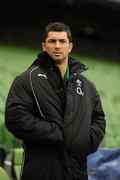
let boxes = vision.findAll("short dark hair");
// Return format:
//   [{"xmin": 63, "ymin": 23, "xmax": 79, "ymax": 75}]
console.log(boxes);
[{"xmin": 43, "ymin": 22, "xmax": 72, "ymax": 42}]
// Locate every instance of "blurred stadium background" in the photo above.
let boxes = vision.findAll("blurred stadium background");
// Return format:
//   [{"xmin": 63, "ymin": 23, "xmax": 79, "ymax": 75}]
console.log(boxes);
[{"xmin": 0, "ymin": 0, "xmax": 120, "ymax": 179}]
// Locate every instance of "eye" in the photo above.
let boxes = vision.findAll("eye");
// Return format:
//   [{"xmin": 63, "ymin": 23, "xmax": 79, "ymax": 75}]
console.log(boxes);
[
  {"xmin": 48, "ymin": 39, "xmax": 56, "ymax": 43},
  {"xmin": 59, "ymin": 39, "xmax": 67, "ymax": 43}
]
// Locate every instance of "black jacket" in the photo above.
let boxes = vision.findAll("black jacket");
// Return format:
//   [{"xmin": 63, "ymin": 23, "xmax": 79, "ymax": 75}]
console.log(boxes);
[{"xmin": 5, "ymin": 52, "xmax": 106, "ymax": 180}]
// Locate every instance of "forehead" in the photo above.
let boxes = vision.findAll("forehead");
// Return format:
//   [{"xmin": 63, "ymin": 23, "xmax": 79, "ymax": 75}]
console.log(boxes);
[{"xmin": 47, "ymin": 31, "xmax": 68, "ymax": 40}]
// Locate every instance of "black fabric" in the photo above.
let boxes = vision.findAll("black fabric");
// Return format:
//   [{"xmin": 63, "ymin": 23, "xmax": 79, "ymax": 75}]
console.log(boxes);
[{"xmin": 5, "ymin": 51, "xmax": 106, "ymax": 180}]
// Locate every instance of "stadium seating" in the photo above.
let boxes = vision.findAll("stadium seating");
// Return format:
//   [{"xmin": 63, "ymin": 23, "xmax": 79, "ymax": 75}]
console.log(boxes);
[
  {"xmin": 0, "ymin": 44, "xmax": 120, "ymax": 148},
  {"xmin": 0, "ymin": 166, "xmax": 9, "ymax": 180},
  {"xmin": 12, "ymin": 148, "xmax": 24, "ymax": 180}
]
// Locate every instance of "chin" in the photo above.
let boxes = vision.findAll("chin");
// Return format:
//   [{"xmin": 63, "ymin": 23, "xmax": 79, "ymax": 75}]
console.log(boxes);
[
  {"xmin": 53, "ymin": 56, "xmax": 62, "ymax": 61},
  {"xmin": 53, "ymin": 59, "xmax": 63, "ymax": 65}
]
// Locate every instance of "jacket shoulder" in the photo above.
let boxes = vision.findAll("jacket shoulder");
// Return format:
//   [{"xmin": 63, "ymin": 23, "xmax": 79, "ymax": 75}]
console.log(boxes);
[
  {"xmin": 8, "ymin": 66, "xmax": 38, "ymax": 99},
  {"xmin": 12, "ymin": 65, "xmax": 39, "ymax": 85}
]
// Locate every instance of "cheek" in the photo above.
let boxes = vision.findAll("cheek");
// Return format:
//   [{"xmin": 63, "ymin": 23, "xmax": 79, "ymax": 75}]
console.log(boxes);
[
  {"xmin": 64, "ymin": 47, "xmax": 72, "ymax": 53},
  {"xmin": 45, "ymin": 46, "xmax": 52, "ymax": 52},
  {"xmin": 46, "ymin": 48, "xmax": 54, "ymax": 56}
]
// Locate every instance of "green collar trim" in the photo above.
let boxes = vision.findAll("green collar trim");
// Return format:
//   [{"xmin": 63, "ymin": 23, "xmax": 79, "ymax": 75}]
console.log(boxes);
[{"xmin": 64, "ymin": 65, "xmax": 70, "ymax": 81}]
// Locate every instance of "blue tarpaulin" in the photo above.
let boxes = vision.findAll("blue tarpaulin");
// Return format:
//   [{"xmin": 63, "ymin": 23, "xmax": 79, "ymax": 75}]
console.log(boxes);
[{"xmin": 87, "ymin": 148, "xmax": 120, "ymax": 180}]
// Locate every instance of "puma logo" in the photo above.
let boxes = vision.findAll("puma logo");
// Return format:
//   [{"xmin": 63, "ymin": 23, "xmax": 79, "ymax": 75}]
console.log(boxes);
[{"xmin": 38, "ymin": 73, "xmax": 47, "ymax": 79}]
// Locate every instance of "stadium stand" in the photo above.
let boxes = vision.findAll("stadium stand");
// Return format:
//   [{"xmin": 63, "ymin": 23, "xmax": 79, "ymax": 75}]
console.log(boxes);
[
  {"xmin": 12, "ymin": 148, "xmax": 23, "ymax": 180},
  {"xmin": 0, "ymin": 44, "xmax": 120, "ymax": 149},
  {"xmin": 0, "ymin": 166, "xmax": 10, "ymax": 180}
]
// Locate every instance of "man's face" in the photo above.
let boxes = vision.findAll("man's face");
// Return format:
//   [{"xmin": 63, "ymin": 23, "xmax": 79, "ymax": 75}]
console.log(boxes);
[{"xmin": 42, "ymin": 31, "xmax": 73, "ymax": 63}]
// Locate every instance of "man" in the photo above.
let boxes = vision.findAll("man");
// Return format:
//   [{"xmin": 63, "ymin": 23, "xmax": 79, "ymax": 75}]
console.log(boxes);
[{"xmin": 5, "ymin": 22, "xmax": 106, "ymax": 180}]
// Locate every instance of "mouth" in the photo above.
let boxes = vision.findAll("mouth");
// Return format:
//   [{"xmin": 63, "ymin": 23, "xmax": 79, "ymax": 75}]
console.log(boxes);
[{"xmin": 54, "ymin": 52, "xmax": 62, "ymax": 55}]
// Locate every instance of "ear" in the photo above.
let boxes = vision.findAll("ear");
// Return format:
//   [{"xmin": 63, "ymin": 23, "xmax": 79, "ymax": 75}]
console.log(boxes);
[
  {"xmin": 41, "ymin": 42, "xmax": 46, "ymax": 51},
  {"xmin": 69, "ymin": 42, "xmax": 73, "ymax": 53}
]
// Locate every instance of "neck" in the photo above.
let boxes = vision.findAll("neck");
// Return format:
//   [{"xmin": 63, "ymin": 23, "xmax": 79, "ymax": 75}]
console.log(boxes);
[{"xmin": 56, "ymin": 59, "xmax": 68, "ymax": 79}]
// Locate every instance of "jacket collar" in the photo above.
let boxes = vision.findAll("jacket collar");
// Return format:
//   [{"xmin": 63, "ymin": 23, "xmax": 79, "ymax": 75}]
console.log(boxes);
[
  {"xmin": 68, "ymin": 56, "xmax": 88, "ymax": 74},
  {"xmin": 30, "ymin": 51, "xmax": 56, "ymax": 68},
  {"xmin": 30, "ymin": 51, "xmax": 88, "ymax": 74}
]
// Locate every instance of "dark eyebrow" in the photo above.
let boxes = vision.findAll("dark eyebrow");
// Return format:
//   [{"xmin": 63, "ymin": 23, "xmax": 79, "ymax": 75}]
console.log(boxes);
[
  {"xmin": 59, "ymin": 39, "xmax": 67, "ymax": 42},
  {"xmin": 47, "ymin": 39, "xmax": 68, "ymax": 42},
  {"xmin": 47, "ymin": 39, "xmax": 56, "ymax": 42}
]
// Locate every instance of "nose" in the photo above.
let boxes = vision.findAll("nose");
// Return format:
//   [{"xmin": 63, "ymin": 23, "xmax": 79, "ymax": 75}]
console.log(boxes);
[{"xmin": 55, "ymin": 41, "xmax": 60, "ymax": 48}]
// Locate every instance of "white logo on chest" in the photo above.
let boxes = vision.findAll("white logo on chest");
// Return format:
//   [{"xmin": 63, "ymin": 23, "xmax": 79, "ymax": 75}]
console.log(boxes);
[
  {"xmin": 76, "ymin": 79, "xmax": 84, "ymax": 95},
  {"xmin": 38, "ymin": 73, "xmax": 47, "ymax": 79}
]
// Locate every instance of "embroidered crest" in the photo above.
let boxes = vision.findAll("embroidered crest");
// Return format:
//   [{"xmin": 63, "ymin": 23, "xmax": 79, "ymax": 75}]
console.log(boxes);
[{"xmin": 76, "ymin": 79, "xmax": 84, "ymax": 95}]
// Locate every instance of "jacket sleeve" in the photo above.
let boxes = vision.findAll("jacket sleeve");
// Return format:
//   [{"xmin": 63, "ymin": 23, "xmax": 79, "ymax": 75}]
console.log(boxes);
[
  {"xmin": 5, "ymin": 75, "xmax": 63, "ymax": 146},
  {"xmin": 88, "ymin": 83, "xmax": 106, "ymax": 154}
]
